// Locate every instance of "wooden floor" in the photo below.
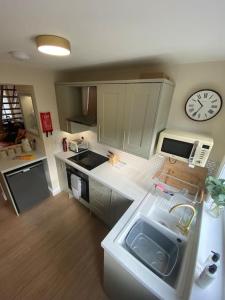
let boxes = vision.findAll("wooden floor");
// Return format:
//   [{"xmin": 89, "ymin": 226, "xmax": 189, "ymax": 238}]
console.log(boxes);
[{"xmin": 0, "ymin": 193, "xmax": 109, "ymax": 300}]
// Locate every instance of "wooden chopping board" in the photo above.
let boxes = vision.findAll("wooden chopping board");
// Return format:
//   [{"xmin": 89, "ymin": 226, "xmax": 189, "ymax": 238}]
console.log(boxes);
[{"xmin": 154, "ymin": 158, "xmax": 208, "ymax": 198}]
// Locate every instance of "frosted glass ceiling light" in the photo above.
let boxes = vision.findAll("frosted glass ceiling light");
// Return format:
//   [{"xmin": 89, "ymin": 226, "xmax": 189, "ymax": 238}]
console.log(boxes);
[{"xmin": 35, "ymin": 35, "xmax": 71, "ymax": 56}]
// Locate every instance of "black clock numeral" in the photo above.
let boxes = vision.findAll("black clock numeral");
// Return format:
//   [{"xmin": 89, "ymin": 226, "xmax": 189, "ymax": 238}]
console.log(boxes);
[
  {"xmin": 205, "ymin": 113, "xmax": 208, "ymax": 118},
  {"xmin": 209, "ymin": 94, "xmax": 213, "ymax": 99},
  {"xmin": 204, "ymin": 93, "xmax": 208, "ymax": 98},
  {"xmin": 211, "ymin": 99, "xmax": 217, "ymax": 103},
  {"xmin": 188, "ymin": 104, "xmax": 194, "ymax": 107},
  {"xmin": 208, "ymin": 109, "xmax": 214, "ymax": 114},
  {"xmin": 189, "ymin": 108, "xmax": 194, "ymax": 113},
  {"xmin": 198, "ymin": 113, "xmax": 201, "ymax": 119},
  {"xmin": 211, "ymin": 105, "xmax": 217, "ymax": 108},
  {"xmin": 197, "ymin": 94, "xmax": 201, "ymax": 99}
]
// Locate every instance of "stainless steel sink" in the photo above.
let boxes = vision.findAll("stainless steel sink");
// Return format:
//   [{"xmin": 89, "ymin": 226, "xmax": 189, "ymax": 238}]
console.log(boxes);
[{"xmin": 124, "ymin": 218, "xmax": 186, "ymax": 287}]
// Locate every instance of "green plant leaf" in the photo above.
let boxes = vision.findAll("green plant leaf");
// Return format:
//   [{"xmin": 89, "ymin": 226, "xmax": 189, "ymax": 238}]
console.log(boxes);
[{"xmin": 205, "ymin": 176, "xmax": 225, "ymax": 206}]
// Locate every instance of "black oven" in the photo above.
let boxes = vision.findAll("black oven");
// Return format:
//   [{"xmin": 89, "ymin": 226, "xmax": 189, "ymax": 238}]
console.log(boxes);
[{"xmin": 66, "ymin": 164, "xmax": 89, "ymax": 202}]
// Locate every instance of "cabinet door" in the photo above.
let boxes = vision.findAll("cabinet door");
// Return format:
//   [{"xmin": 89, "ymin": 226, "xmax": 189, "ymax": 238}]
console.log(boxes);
[
  {"xmin": 89, "ymin": 178, "xmax": 111, "ymax": 226},
  {"xmin": 110, "ymin": 190, "xmax": 132, "ymax": 227},
  {"xmin": 55, "ymin": 85, "xmax": 82, "ymax": 132},
  {"xmin": 123, "ymin": 83, "xmax": 161, "ymax": 158},
  {"xmin": 97, "ymin": 84, "xmax": 125, "ymax": 149}
]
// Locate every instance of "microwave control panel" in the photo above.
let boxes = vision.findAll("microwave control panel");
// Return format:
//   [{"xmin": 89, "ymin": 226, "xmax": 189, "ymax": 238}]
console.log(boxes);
[{"xmin": 193, "ymin": 144, "xmax": 211, "ymax": 167}]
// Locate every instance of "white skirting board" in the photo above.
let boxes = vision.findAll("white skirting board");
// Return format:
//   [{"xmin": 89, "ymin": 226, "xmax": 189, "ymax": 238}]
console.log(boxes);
[{"xmin": 48, "ymin": 186, "xmax": 61, "ymax": 196}]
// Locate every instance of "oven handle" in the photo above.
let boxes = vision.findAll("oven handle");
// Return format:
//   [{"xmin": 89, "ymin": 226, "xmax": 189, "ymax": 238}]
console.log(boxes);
[{"xmin": 188, "ymin": 141, "xmax": 199, "ymax": 167}]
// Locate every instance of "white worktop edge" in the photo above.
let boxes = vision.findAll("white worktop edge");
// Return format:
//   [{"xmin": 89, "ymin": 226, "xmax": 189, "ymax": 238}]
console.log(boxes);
[{"xmin": 0, "ymin": 152, "xmax": 47, "ymax": 174}]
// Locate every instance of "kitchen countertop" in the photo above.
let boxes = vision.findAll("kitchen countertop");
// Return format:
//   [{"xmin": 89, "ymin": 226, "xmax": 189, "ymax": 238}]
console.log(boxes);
[
  {"xmin": 101, "ymin": 187, "xmax": 203, "ymax": 300},
  {"xmin": 0, "ymin": 152, "xmax": 47, "ymax": 174},
  {"xmin": 190, "ymin": 204, "xmax": 224, "ymax": 300},
  {"xmin": 55, "ymin": 150, "xmax": 165, "ymax": 202},
  {"xmin": 56, "ymin": 150, "xmax": 196, "ymax": 299},
  {"xmin": 56, "ymin": 150, "xmax": 223, "ymax": 299}
]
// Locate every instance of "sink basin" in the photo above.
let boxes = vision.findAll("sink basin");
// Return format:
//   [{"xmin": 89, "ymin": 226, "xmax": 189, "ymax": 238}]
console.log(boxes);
[
  {"xmin": 124, "ymin": 218, "xmax": 186, "ymax": 287},
  {"xmin": 147, "ymin": 200, "xmax": 195, "ymax": 238},
  {"xmin": 126, "ymin": 219, "xmax": 180, "ymax": 276},
  {"xmin": 147, "ymin": 206, "xmax": 181, "ymax": 235}
]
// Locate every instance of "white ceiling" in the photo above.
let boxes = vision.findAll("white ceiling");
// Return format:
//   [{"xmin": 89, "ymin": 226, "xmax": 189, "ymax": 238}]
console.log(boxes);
[{"xmin": 0, "ymin": 0, "xmax": 224, "ymax": 70}]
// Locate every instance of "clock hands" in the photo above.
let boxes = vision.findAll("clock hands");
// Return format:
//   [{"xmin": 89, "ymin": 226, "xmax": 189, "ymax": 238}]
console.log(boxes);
[
  {"xmin": 198, "ymin": 100, "xmax": 203, "ymax": 107},
  {"xmin": 193, "ymin": 100, "xmax": 204, "ymax": 117}
]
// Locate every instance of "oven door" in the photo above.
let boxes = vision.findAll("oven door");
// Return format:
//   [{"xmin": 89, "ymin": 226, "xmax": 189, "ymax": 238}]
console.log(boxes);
[{"xmin": 66, "ymin": 165, "xmax": 89, "ymax": 202}]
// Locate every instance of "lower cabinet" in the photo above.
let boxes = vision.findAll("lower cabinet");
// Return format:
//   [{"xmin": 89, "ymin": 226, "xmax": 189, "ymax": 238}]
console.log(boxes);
[
  {"xmin": 89, "ymin": 178, "xmax": 111, "ymax": 226},
  {"xmin": 110, "ymin": 190, "xmax": 132, "ymax": 226},
  {"xmin": 89, "ymin": 178, "xmax": 132, "ymax": 227}
]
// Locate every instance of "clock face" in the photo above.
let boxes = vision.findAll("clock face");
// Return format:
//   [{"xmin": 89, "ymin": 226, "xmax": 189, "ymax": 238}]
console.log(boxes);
[{"xmin": 185, "ymin": 89, "xmax": 222, "ymax": 121}]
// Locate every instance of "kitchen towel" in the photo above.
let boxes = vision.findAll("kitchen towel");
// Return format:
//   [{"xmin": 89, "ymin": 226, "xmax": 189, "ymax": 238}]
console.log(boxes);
[{"xmin": 71, "ymin": 174, "xmax": 81, "ymax": 199}]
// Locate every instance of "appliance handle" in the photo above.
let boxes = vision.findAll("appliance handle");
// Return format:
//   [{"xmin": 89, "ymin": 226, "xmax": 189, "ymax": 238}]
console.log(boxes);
[
  {"xmin": 6, "ymin": 162, "xmax": 43, "ymax": 177},
  {"xmin": 189, "ymin": 141, "xmax": 199, "ymax": 167},
  {"xmin": 66, "ymin": 120, "xmax": 71, "ymax": 133}
]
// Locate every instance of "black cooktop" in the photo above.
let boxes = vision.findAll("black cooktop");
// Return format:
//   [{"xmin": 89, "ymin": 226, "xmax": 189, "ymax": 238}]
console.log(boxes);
[{"xmin": 68, "ymin": 150, "xmax": 108, "ymax": 170}]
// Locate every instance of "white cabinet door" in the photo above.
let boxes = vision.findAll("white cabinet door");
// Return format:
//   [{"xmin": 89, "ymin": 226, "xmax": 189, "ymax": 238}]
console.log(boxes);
[
  {"xmin": 97, "ymin": 84, "xmax": 125, "ymax": 149},
  {"xmin": 110, "ymin": 190, "xmax": 132, "ymax": 227},
  {"xmin": 89, "ymin": 178, "xmax": 111, "ymax": 225},
  {"xmin": 123, "ymin": 83, "xmax": 161, "ymax": 158}
]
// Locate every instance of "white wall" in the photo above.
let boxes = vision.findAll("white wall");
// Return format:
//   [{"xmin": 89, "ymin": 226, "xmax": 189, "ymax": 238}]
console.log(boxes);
[
  {"xmin": 63, "ymin": 60, "xmax": 225, "ymax": 165},
  {"xmin": 0, "ymin": 63, "xmax": 61, "ymax": 193},
  {"xmin": 165, "ymin": 62, "xmax": 225, "ymax": 164},
  {"xmin": 2, "ymin": 60, "xmax": 223, "ymax": 194}
]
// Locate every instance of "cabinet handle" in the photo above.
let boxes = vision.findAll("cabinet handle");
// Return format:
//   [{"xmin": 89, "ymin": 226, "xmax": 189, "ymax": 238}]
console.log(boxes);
[
  {"xmin": 98, "ymin": 124, "xmax": 101, "ymax": 142},
  {"xmin": 123, "ymin": 130, "xmax": 126, "ymax": 149}
]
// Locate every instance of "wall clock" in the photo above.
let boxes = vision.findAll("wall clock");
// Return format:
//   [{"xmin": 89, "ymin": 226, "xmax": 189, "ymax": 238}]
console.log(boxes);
[{"xmin": 185, "ymin": 89, "xmax": 222, "ymax": 121}]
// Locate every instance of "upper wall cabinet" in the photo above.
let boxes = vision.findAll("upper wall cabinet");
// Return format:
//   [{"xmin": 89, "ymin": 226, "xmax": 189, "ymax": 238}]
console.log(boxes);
[
  {"xmin": 97, "ymin": 84, "xmax": 125, "ymax": 149},
  {"xmin": 123, "ymin": 83, "xmax": 161, "ymax": 158},
  {"xmin": 97, "ymin": 81, "xmax": 174, "ymax": 159}
]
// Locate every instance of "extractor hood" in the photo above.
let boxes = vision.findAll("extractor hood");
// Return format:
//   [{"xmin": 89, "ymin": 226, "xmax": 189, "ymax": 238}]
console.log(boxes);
[{"xmin": 67, "ymin": 86, "xmax": 97, "ymax": 126}]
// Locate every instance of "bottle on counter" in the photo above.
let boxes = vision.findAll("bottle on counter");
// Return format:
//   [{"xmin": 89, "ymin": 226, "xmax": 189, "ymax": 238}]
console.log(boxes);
[
  {"xmin": 62, "ymin": 137, "xmax": 68, "ymax": 152},
  {"xmin": 205, "ymin": 251, "xmax": 220, "ymax": 267},
  {"xmin": 196, "ymin": 264, "xmax": 217, "ymax": 288},
  {"xmin": 21, "ymin": 138, "xmax": 32, "ymax": 152},
  {"xmin": 30, "ymin": 138, "xmax": 36, "ymax": 151}
]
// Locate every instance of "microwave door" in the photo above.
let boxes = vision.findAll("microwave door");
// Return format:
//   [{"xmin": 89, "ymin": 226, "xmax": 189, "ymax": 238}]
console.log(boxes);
[
  {"xmin": 188, "ymin": 141, "xmax": 199, "ymax": 168},
  {"xmin": 161, "ymin": 138, "xmax": 194, "ymax": 160}
]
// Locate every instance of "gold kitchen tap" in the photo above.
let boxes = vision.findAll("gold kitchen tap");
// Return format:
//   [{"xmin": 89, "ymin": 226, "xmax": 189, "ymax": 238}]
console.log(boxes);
[{"xmin": 169, "ymin": 204, "xmax": 197, "ymax": 236}]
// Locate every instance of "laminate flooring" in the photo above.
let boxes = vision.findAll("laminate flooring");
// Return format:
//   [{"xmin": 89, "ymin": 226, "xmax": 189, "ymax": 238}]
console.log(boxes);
[{"xmin": 0, "ymin": 192, "xmax": 109, "ymax": 300}]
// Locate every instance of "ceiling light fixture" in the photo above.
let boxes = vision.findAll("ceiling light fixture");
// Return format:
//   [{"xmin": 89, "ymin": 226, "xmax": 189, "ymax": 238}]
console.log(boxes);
[{"xmin": 35, "ymin": 35, "xmax": 71, "ymax": 56}]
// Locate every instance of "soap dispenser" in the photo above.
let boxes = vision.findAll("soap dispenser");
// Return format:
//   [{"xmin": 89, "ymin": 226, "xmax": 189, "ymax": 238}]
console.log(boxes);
[
  {"xmin": 205, "ymin": 251, "xmax": 220, "ymax": 267},
  {"xmin": 196, "ymin": 264, "xmax": 217, "ymax": 288}
]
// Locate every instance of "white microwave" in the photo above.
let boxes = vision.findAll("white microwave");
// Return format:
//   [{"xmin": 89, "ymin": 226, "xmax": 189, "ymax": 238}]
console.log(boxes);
[{"xmin": 156, "ymin": 129, "xmax": 214, "ymax": 167}]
